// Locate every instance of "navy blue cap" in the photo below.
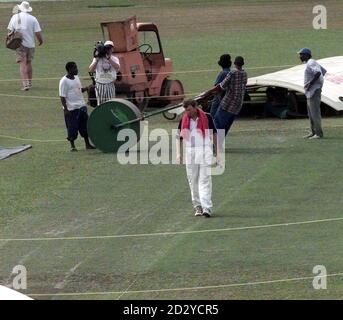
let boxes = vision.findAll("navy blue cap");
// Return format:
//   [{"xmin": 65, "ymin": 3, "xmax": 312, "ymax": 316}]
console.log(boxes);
[{"xmin": 297, "ymin": 48, "xmax": 312, "ymax": 56}]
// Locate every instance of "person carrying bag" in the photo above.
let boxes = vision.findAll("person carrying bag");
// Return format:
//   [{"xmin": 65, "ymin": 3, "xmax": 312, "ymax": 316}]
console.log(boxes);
[
  {"xmin": 7, "ymin": 2, "xmax": 43, "ymax": 91},
  {"xmin": 6, "ymin": 9, "xmax": 22, "ymax": 50}
]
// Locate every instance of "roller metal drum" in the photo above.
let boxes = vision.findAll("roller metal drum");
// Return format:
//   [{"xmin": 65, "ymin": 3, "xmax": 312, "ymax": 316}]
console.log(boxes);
[
  {"xmin": 87, "ymin": 99, "xmax": 141, "ymax": 153},
  {"xmin": 88, "ymin": 95, "xmax": 204, "ymax": 153}
]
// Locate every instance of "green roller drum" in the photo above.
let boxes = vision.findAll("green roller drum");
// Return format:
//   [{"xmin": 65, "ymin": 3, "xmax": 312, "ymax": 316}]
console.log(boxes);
[
  {"xmin": 88, "ymin": 94, "xmax": 202, "ymax": 153},
  {"xmin": 87, "ymin": 99, "xmax": 141, "ymax": 153}
]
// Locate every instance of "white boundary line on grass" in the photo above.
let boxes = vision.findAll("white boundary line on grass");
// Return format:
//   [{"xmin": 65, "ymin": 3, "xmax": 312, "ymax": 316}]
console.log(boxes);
[
  {"xmin": 1, "ymin": 216, "xmax": 343, "ymax": 242},
  {"xmin": 28, "ymin": 272, "xmax": 343, "ymax": 297}
]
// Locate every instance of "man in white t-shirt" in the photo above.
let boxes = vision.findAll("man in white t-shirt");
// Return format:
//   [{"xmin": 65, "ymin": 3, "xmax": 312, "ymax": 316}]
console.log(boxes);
[
  {"xmin": 7, "ymin": 1, "xmax": 43, "ymax": 91},
  {"xmin": 59, "ymin": 62, "xmax": 95, "ymax": 152},
  {"xmin": 298, "ymin": 47, "xmax": 327, "ymax": 139},
  {"xmin": 89, "ymin": 41, "xmax": 120, "ymax": 105}
]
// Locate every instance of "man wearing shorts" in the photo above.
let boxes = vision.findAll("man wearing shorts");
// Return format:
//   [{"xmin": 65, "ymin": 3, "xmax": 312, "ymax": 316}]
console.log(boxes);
[
  {"xmin": 7, "ymin": 1, "xmax": 43, "ymax": 91},
  {"xmin": 59, "ymin": 62, "xmax": 95, "ymax": 152}
]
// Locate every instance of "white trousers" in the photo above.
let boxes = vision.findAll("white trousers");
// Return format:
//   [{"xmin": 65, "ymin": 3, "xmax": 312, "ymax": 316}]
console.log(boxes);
[{"xmin": 185, "ymin": 147, "xmax": 213, "ymax": 211}]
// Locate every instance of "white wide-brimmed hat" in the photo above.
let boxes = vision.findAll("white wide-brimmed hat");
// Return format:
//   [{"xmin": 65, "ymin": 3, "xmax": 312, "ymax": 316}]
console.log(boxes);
[{"xmin": 18, "ymin": 1, "xmax": 32, "ymax": 13}]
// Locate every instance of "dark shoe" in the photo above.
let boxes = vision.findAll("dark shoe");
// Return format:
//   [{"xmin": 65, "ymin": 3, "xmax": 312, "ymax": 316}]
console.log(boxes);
[
  {"xmin": 86, "ymin": 145, "xmax": 96, "ymax": 150},
  {"xmin": 71, "ymin": 147, "xmax": 78, "ymax": 152},
  {"xmin": 202, "ymin": 209, "xmax": 212, "ymax": 218}
]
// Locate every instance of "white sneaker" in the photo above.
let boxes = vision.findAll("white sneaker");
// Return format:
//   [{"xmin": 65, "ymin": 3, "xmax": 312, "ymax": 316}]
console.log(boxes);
[
  {"xmin": 194, "ymin": 206, "xmax": 203, "ymax": 217},
  {"xmin": 308, "ymin": 134, "xmax": 322, "ymax": 140},
  {"xmin": 303, "ymin": 132, "xmax": 314, "ymax": 139}
]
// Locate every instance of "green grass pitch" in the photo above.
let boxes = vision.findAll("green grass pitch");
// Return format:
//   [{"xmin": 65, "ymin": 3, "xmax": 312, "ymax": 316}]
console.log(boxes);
[{"xmin": 1, "ymin": 0, "xmax": 343, "ymax": 299}]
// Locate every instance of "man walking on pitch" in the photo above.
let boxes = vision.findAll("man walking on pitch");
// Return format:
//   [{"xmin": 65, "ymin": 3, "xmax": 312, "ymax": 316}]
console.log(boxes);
[
  {"xmin": 176, "ymin": 100, "xmax": 218, "ymax": 218},
  {"xmin": 59, "ymin": 62, "xmax": 94, "ymax": 152},
  {"xmin": 298, "ymin": 48, "xmax": 327, "ymax": 139},
  {"xmin": 7, "ymin": 1, "xmax": 43, "ymax": 91}
]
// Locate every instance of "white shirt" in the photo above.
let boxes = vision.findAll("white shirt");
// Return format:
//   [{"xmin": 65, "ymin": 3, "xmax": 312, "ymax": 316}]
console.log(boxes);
[
  {"xmin": 7, "ymin": 12, "xmax": 41, "ymax": 48},
  {"xmin": 92, "ymin": 56, "xmax": 120, "ymax": 84},
  {"xmin": 184, "ymin": 118, "xmax": 213, "ymax": 148},
  {"xmin": 59, "ymin": 76, "xmax": 86, "ymax": 111},
  {"xmin": 189, "ymin": 118, "xmax": 197, "ymax": 131},
  {"xmin": 185, "ymin": 118, "xmax": 213, "ymax": 166},
  {"xmin": 304, "ymin": 59, "xmax": 327, "ymax": 98}
]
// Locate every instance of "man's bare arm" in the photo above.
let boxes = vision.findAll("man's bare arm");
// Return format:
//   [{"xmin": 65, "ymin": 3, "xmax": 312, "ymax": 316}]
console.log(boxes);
[
  {"xmin": 89, "ymin": 59, "xmax": 98, "ymax": 72},
  {"xmin": 60, "ymin": 97, "xmax": 70, "ymax": 115},
  {"xmin": 108, "ymin": 56, "xmax": 120, "ymax": 71},
  {"xmin": 306, "ymin": 72, "xmax": 321, "ymax": 90},
  {"xmin": 201, "ymin": 84, "xmax": 222, "ymax": 98},
  {"xmin": 35, "ymin": 32, "xmax": 43, "ymax": 46},
  {"xmin": 176, "ymin": 137, "xmax": 183, "ymax": 163}
]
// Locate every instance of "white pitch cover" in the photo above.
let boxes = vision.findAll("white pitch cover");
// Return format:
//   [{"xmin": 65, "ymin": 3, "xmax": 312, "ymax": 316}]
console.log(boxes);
[
  {"xmin": 248, "ymin": 56, "xmax": 343, "ymax": 111},
  {"xmin": 0, "ymin": 285, "xmax": 33, "ymax": 300}
]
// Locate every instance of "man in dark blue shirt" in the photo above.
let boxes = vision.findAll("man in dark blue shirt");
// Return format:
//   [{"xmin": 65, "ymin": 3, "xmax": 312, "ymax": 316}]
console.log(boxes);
[{"xmin": 210, "ymin": 54, "xmax": 232, "ymax": 118}]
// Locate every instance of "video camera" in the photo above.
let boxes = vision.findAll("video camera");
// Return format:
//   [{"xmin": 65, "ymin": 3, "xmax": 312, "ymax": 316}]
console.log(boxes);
[{"xmin": 93, "ymin": 41, "xmax": 110, "ymax": 59}]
